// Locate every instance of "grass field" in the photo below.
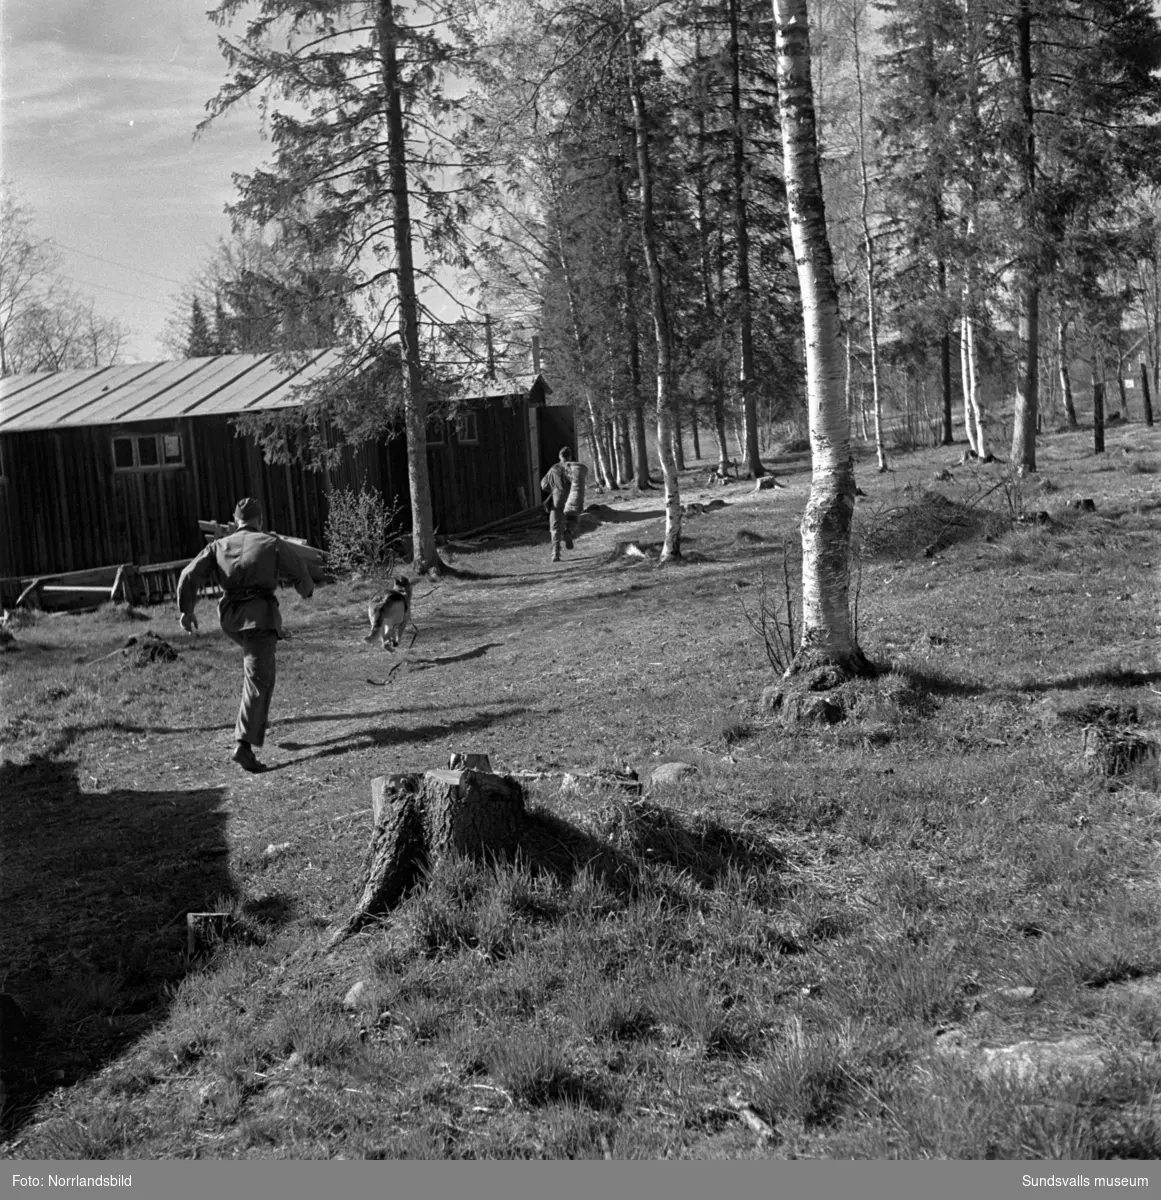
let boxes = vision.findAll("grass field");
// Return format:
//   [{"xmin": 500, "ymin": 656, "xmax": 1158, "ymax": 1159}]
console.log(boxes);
[{"xmin": 1, "ymin": 423, "xmax": 1160, "ymax": 1160}]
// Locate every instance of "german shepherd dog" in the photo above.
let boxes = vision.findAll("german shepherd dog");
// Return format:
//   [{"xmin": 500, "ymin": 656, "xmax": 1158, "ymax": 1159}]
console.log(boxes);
[{"xmin": 365, "ymin": 576, "xmax": 415, "ymax": 651}]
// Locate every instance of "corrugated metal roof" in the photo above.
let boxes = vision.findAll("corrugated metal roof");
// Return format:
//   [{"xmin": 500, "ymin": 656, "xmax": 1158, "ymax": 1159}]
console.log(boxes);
[
  {"xmin": 0, "ymin": 350, "xmax": 344, "ymax": 433},
  {"xmin": 447, "ymin": 367, "xmax": 529, "ymax": 401},
  {"xmin": 0, "ymin": 351, "xmax": 546, "ymax": 434}
]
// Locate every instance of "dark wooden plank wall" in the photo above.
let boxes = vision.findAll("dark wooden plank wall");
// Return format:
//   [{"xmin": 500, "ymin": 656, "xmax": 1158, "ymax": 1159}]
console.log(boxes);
[
  {"xmin": 0, "ymin": 418, "xmax": 340, "ymax": 577},
  {"xmin": 0, "ymin": 396, "xmax": 538, "ymax": 577},
  {"xmin": 537, "ymin": 405, "xmax": 578, "ymax": 476},
  {"xmin": 425, "ymin": 398, "xmax": 531, "ymax": 534}
]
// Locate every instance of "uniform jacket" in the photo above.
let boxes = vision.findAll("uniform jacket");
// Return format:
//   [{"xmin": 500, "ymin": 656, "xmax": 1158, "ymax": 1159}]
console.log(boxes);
[
  {"xmin": 178, "ymin": 527, "xmax": 315, "ymax": 637},
  {"xmin": 540, "ymin": 462, "xmax": 572, "ymax": 511}
]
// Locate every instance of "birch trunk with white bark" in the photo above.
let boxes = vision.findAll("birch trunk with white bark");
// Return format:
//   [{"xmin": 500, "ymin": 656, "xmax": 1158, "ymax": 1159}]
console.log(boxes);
[
  {"xmin": 852, "ymin": 21, "xmax": 887, "ymax": 474},
  {"xmin": 959, "ymin": 316, "xmax": 978, "ymax": 455},
  {"xmin": 774, "ymin": 0, "xmax": 867, "ymax": 674},
  {"xmin": 1010, "ymin": 0, "xmax": 1039, "ymax": 473}
]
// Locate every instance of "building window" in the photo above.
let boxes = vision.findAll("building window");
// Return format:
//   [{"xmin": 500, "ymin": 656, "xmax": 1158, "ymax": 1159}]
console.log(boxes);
[
  {"xmin": 454, "ymin": 411, "xmax": 479, "ymax": 444},
  {"xmin": 112, "ymin": 432, "xmax": 184, "ymax": 471},
  {"xmin": 425, "ymin": 416, "xmax": 446, "ymax": 445}
]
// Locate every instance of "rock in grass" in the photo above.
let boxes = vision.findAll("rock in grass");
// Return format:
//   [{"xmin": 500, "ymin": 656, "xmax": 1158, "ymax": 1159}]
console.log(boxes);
[
  {"xmin": 940, "ymin": 1036, "xmax": 1107, "ymax": 1084},
  {"xmin": 562, "ymin": 767, "xmax": 642, "ymax": 796},
  {"xmin": 650, "ymin": 762, "xmax": 697, "ymax": 788},
  {"xmin": 987, "ymin": 986, "xmax": 1037, "ymax": 1005},
  {"xmin": 342, "ymin": 981, "xmax": 367, "ymax": 1011}
]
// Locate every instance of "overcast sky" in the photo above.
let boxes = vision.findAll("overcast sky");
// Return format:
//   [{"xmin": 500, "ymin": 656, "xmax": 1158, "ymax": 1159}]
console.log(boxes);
[{"xmin": 2, "ymin": 0, "xmax": 270, "ymax": 361}]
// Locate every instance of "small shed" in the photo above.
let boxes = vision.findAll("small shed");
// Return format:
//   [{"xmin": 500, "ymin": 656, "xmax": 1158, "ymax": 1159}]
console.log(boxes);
[{"xmin": 0, "ymin": 351, "xmax": 571, "ymax": 599}]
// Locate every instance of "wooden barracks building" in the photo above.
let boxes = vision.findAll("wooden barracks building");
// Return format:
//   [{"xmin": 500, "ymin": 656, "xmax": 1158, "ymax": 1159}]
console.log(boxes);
[{"xmin": 0, "ymin": 350, "xmax": 573, "ymax": 601}]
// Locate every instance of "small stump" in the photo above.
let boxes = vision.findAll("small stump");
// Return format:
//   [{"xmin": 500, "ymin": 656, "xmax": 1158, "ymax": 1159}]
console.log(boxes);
[
  {"xmin": 1082, "ymin": 725, "xmax": 1157, "ymax": 780},
  {"xmin": 131, "ymin": 632, "xmax": 179, "ymax": 666},
  {"xmin": 336, "ymin": 768, "xmax": 525, "ymax": 942},
  {"xmin": 186, "ymin": 912, "xmax": 230, "ymax": 956}
]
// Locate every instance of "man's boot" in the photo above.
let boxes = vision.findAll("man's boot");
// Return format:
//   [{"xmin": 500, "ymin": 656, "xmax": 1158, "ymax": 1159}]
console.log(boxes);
[{"xmin": 232, "ymin": 741, "xmax": 268, "ymax": 773}]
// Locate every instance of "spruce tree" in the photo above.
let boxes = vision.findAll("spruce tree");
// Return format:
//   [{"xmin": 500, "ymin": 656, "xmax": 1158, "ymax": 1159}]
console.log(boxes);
[{"xmin": 187, "ymin": 296, "xmax": 217, "ymax": 358}]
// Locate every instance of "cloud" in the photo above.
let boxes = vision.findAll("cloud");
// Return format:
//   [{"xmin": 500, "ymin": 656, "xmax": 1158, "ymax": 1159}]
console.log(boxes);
[
  {"xmin": 2, "ymin": 1, "xmax": 270, "ymax": 359},
  {"xmin": 4, "ymin": 0, "xmax": 221, "ymax": 64}
]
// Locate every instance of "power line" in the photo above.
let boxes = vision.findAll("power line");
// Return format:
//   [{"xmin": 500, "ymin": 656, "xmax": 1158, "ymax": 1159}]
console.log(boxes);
[
  {"xmin": 51, "ymin": 240, "xmax": 189, "ymax": 288},
  {"xmin": 60, "ymin": 275, "xmax": 162, "ymax": 305}
]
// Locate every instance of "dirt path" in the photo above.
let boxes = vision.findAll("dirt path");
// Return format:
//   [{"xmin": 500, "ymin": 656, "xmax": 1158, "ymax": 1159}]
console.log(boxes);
[{"xmin": 69, "ymin": 478, "xmax": 786, "ymax": 899}]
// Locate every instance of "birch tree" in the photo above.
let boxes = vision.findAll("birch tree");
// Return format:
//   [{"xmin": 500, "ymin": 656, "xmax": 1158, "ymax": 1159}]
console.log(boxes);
[
  {"xmin": 847, "ymin": 4, "xmax": 887, "ymax": 472},
  {"xmin": 774, "ymin": 0, "xmax": 869, "ymax": 675}
]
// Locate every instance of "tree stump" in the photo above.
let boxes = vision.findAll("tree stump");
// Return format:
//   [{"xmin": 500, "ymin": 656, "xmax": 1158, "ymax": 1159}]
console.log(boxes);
[
  {"xmin": 334, "ymin": 768, "xmax": 525, "ymax": 944},
  {"xmin": 186, "ymin": 912, "xmax": 230, "ymax": 956},
  {"xmin": 1081, "ymin": 725, "xmax": 1157, "ymax": 779}
]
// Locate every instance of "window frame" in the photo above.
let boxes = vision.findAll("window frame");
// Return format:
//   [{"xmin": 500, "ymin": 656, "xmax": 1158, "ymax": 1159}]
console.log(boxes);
[
  {"xmin": 425, "ymin": 416, "xmax": 447, "ymax": 446},
  {"xmin": 111, "ymin": 430, "xmax": 185, "ymax": 472},
  {"xmin": 454, "ymin": 411, "xmax": 479, "ymax": 444}
]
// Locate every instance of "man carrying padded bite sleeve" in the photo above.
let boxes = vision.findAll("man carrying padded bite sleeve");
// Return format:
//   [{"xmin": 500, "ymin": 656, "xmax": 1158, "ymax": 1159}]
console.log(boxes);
[{"xmin": 176, "ymin": 497, "xmax": 315, "ymax": 773}]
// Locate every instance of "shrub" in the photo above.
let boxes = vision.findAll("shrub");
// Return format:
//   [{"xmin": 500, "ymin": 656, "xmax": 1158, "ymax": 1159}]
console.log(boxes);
[
  {"xmin": 324, "ymin": 486, "xmax": 406, "ymax": 578},
  {"xmin": 737, "ymin": 542, "xmax": 801, "ymax": 674}
]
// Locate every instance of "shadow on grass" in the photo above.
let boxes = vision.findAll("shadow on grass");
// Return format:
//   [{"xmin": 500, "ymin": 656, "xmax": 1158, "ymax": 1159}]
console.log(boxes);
[
  {"xmin": 407, "ymin": 643, "xmax": 504, "ymax": 670},
  {"xmin": 1013, "ymin": 668, "xmax": 1161, "ymax": 694},
  {"xmin": 890, "ymin": 665, "xmax": 991, "ymax": 699},
  {"xmin": 518, "ymin": 800, "xmax": 786, "ymax": 894},
  {"xmin": 241, "ymin": 892, "xmax": 299, "ymax": 927},
  {"xmin": 586, "ymin": 505, "xmax": 667, "ymax": 525},
  {"xmin": 30, "ymin": 705, "xmax": 457, "ymax": 751},
  {"xmin": 273, "ymin": 707, "xmax": 530, "ymax": 763},
  {"xmin": 893, "ymin": 664, "xmax": 1161, "ymax": 703},
  {"xmin": 0, "ymin": 760, "xmax": 234, "ymax": 1137}
]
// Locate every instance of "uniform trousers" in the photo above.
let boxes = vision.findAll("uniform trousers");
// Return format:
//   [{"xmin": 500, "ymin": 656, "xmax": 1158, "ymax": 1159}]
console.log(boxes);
[
  {"xmin": 226, "ymin": 629, "xmax": 278, "ymax": 748},
  {"xmin": 548, "ymin": 505, "xmax": 568, "ymax": 550}
]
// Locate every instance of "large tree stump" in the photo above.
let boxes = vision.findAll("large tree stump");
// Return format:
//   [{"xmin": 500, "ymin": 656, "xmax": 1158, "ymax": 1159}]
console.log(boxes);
[{"xmin": 333, "ymin": 768, "xmax": 525, "ymax": 944}]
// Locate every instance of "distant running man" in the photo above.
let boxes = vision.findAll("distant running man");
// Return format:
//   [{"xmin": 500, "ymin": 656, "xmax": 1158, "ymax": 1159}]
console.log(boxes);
[
  {"xmin": 177, "ymin": 497, "xmax": 315, "ymax": 773},
  {"xmin": 540, "ymin": 446, "xmax": 574, "ymax": 563}
]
